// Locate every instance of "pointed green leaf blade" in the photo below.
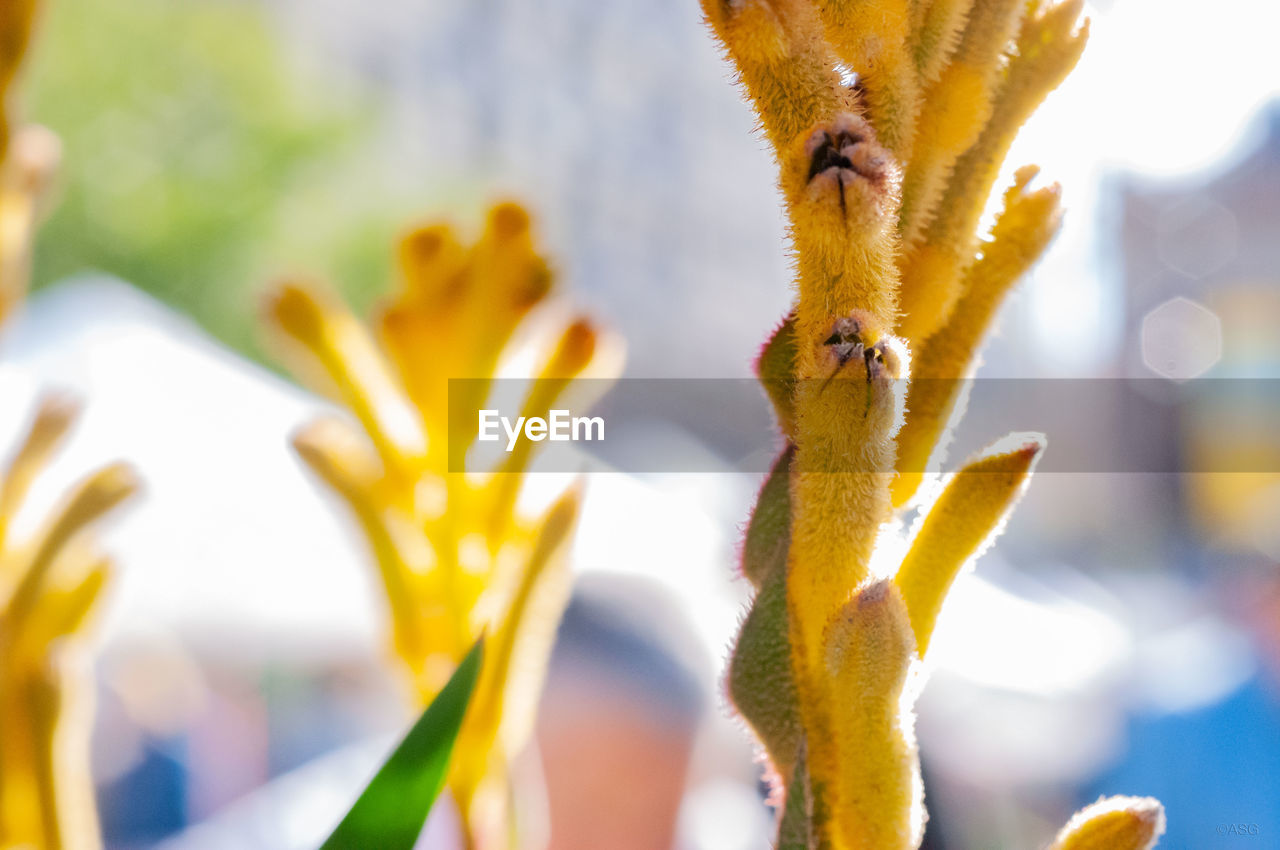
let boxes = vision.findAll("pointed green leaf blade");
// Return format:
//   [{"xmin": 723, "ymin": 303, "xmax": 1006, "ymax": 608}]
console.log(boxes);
[{"xmin": 321, "ymin": 638, "xmax": 484, "ymax": 850}]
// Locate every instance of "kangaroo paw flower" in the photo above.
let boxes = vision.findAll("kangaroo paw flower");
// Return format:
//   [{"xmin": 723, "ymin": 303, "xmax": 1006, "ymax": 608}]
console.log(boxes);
[
  {"xmin": 707, "ymin": 1, "xmax": 1158, "ymax": 846},
  {"xmin": 271, "ymin": 202, "xmax": 612, "ymax": 850}
]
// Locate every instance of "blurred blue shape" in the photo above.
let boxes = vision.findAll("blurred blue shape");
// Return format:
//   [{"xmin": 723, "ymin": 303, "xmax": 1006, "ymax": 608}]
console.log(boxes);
[{"xmin": 1085, "ymin": 668, "xmax": 1280, "ymax": 846}]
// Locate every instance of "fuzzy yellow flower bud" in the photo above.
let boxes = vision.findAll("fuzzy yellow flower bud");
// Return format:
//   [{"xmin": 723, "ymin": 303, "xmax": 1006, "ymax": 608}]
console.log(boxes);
[
  {"xmin": 702, "ymin": 0, "xmax": 1145, "ymax": 847},
  {"xmin": 823, "ymin": 580, "xmax": 923, "ymax": 850},
  {"xmin": 893, "ymin": 167, "xmax": 1062, "ymax": 507},
  {"xmin": 910, "ymin": 0, "xmax": 973, "ymax": 83},
  {"xmin": 789, "ymin": 312, "xmax": 908, "ymax": 671},
  {"xmin": 784, "ymin": 113, "xmax": 903, "ymax": 337},
  {"xmin": 898, "ymin": 0, "xmax": 1023, "ymax": 251},
  {"xmin": 698, "ymin": 0, "xmax": 854, "ymax": 154},
  {"xmin": 812, "ymin": 0, "xmax": 918, "ymax": 155},
  {"xmin": 895, "ymin": 434, "xmax": 1043, "ymax": 655},
  {"xmin": 1051, "ymin": 796, "xmax": 1166, "ymax": 850},
  {"xmin": 897, "ymin": 0, "xmax": 1086, "ymax": 346}
]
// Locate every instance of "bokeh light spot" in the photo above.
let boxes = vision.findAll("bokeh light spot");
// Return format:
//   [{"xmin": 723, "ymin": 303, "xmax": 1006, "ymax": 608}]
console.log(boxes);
[{"xmin": 1141, "ymin": 296, "xmax": 1223, "ymax": 380}]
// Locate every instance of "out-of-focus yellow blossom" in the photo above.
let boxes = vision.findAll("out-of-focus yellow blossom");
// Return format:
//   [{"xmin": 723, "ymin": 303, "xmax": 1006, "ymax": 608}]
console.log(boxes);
[
  {"xmin": 0, "ymin": 0, "xmax": 40, "ymax": 158},
  {"xmin": 0, "ymin": 0, "xmax": 59, "ymax": 329},
  {"xmin": 267, "ymin": 202, "xmax": 616, "ymax": 850},
  {"xmin": 2, "ymin": 3, "xmax": 138, "ymax": 848},
  {"xmin": 0, "ymin": 402, "xmax": 140, "ymax": 850},
  {"xmin": 701, "ymin": 0, "xmax": 1162, "ymax": 847}
]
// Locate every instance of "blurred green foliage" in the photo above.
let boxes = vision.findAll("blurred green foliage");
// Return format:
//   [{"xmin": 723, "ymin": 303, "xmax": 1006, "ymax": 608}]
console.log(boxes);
[{"xmin": 23, "ymin": 0, "xmax": 416, "ymax": 359}]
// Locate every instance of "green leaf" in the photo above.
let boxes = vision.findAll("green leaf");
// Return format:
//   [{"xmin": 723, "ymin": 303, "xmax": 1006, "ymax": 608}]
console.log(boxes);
[
  {"xmin": 728, "ymin": 566, "xmax": 800, "ymax": 784},
  {"xmin": 756, "ymin": 312, "xmax": 798, "ymax": 438},
  {"xmin": 741, "ymin": 446, "xmax": 793, "ymax": 589},
  {"xmin": 776, "ymin": 741, "xmax": 813, "ymax": 850},
  {"xmin": 321, "ymin": 638, "xmax": 484, "ymax": 850}
]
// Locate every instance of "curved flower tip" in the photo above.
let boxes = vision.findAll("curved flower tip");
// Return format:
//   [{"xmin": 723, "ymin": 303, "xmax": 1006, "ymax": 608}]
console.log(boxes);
[
  {"xmin": 543, "ymin": 313, "xmax": 626, "ymax": 389},
  {"xmin": 488, "ymin": 200, "xmax": 532, "ymax": 242},
  {"xmin": 1051, "ymin": 796, "xmax": 1165, "ymax": 850},
  {"xmin": 399, "ymin": 223, "xmax": 451, "ymax": 265},
  {"xmin": 39, "ymin": 463, "xmax": 141, "ymax": 552},
  {"xmin": 546, "ymin": 318, "xmax": 597, "ymax": 378},
  {"xmin": 264, "ymin": 280, "xmax": 328, "ymax": 348},
  {"xmin": 0, "ymin": 394, "xmax": 80, "ymax": 519},
  {"xmin": 291, "ymin": 417, "xmax": 382, "ymax": 492},
  {"xmin": 478, "ymin": 200, "xmax": 553, "ymax": 311},
  {"xmin": 5, "ymin": 462, "xmax": 138, "ymax": 631},
  {"xmin": 579, "ymin": 320, "xmax": 627, "ymax": 383},
  {"xmin": 267, "ymin": 279, "xmax": 424, "ymax": 465},
  {"xmin": 396, "ymin": 223, "xmax": 463, "ymax": 309}
]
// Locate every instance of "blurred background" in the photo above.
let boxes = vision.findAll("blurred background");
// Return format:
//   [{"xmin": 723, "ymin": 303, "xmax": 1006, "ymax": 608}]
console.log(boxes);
[{"xmin": 1, "ymin": 0, "xmax": 1279, "ymax": 846}]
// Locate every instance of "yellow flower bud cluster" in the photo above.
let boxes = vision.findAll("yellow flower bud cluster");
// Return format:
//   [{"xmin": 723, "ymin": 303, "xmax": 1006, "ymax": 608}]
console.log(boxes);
[{"xmin": 2, "ymin": 5, "xmax": 137, "ymax": 847}]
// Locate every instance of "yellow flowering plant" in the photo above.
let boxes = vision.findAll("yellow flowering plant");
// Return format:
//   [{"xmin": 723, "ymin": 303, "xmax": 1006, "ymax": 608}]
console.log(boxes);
[
  {"xmin": 1, "ymin": 2, "xmax": 139, "ymax": 847},
  {"xmin": 700, "ymin": 0, "xmax": 1166, "ymax": 847},
  {"xmin": 267, "ymin": 203, "xmax": 613, "ymax": 850}
]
